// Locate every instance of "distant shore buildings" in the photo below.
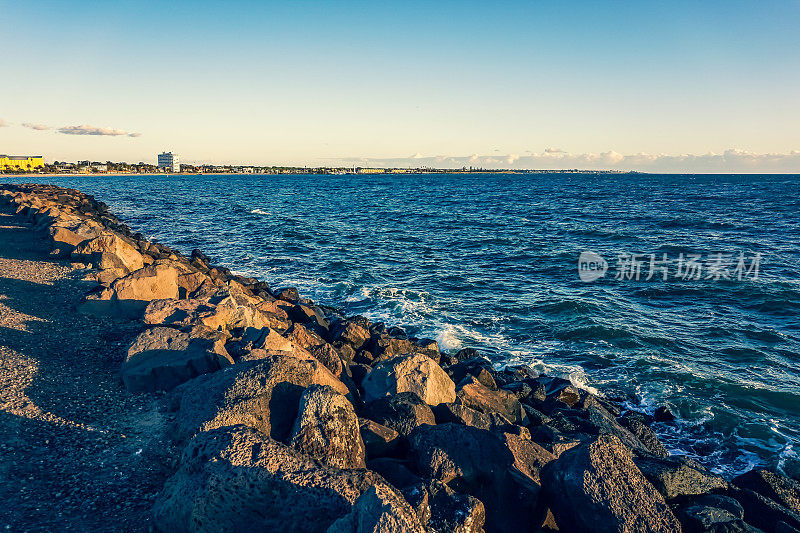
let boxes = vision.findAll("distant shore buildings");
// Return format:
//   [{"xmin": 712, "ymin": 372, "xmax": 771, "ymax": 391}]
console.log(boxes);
[
  {"xmin": 157, "ymin": 152, "xmax": 180, "ymax": 172},
  {"xmin": 0, "ymin": 155, "xmax": 44, "ymax": 171}
]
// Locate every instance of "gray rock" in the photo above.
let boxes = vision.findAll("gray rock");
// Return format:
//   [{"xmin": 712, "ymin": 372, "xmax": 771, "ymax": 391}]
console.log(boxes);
[
  {"xmin": 326, "ymin": 483, "xmax": 426, "ymax": 533},
  {"xmin": 121, "ymin": 326, "xmax": 233, "ymax": 392},
  {"xmin": 152, "ymin": 425, "xmax": 389, "ymax": 533},
  {"xmin": 363, "ymin": 353, "xmax": 456, "ymax": 406},
  {"xmin": 172, "ymin": 351, "xmax": 348, "ymax": 441},
  {"xmin": 362, "ymin": 392, "xmax": 436, "ymax": 437},
  {"xmin": 635, "ymin": 455, "xmax": 728, "ymax": 501},
  {"xmin": 290, "ymin": 385, "xmax": 366, "ymax": 469},
  {"xmin": 733, "ymin": 468, "xmax": 800, "ymax": 515}
]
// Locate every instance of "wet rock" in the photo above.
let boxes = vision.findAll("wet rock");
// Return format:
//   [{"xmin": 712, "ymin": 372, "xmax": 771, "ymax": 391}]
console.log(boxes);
[
  {"xmin": 152, "ymin": 425, "xmax": 390, "ymax": 533},
  {"xmin": 327, "ymin": 483, "xmax": 426, "ymax": 533},
  {"xmin": 456, "ymin": 376, "xmax": 527, "ymax": 425},
  {"xmin": 635, "ymin": 455, "xmax": 728, "ymax": 501},
  {"xmin": 541, "ymin": 434, "xmax": 681, "ymax": 533},
  {"xmin": 172, "ymin": 350, "xmax": 348, "ymax": 441},
  {"xmin": 362, "ymin": 392, "xmax": 436, "ymax": 437},
  {"xmin": 121, "ymin": 326, "xmax": 233, "ymax": 393},
  {"xmin": 359, "ymin": 418, "xmax": 400, "ymax": 458},
  {"xmin": 362, "ymin": 353, "xmax": 456, "ymax": 406},
  {"xmin": 733, "ymin": 468, "xmax": 800, "ymax": 514},
  {"xmin": 290, "ymin": 384, "xmax": 366, "ymax": 469},
  {"xmin": 619, "ymin": 410, "xmax": 670, "ymax": 458},
  {"xmin": 655, "ymin": 405, "xmax": 677, "ymax": 422}
]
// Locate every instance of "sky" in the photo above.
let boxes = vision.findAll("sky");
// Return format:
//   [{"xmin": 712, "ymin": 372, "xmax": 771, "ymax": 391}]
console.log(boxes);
[{"xmin": 1, "ymin": 0, "xmax": 799, "ymax": 172}]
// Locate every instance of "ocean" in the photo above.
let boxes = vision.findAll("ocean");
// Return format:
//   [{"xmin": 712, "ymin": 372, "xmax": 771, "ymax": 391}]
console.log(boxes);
[{"xmin": 12, "ymin": 172, "xmax": 800, "ymax": 477}]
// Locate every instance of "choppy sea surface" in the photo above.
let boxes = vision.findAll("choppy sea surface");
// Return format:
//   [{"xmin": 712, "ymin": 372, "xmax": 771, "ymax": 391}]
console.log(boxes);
[{"xmin": 13, "ymin": 172, "xmax": 800, "ymax": 478}]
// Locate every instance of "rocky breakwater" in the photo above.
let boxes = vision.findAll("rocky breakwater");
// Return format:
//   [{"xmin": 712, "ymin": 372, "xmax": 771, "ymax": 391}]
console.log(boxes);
[{"xmin": 3, "ymin": 182, "xmax": 799, "ymax": 533}]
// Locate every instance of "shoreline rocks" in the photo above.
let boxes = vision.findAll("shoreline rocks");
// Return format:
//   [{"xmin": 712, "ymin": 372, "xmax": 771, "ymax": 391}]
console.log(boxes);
[{"xmin": 2, "ymin": 182, "xmax": 797, "ymax": 533}]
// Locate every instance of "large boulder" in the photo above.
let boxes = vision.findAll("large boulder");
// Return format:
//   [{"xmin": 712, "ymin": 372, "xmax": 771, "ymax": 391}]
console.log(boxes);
[
  {"xmin": 327, "ymin": 484, "xmax": 426, "ymax": 533},
  {"xmin": 72, "ymin": 232, "xmax": 145, "ymax": 273},
  {"xmin": 290, "ymin": 385, "xmax": 366, "ymax": 469},
  {"xmin": 733, "ymin": 468, "xmax": 800, "ymax": 514},
  {"xmin": 541, "ymin": 434, "xmax": 681, "ymax": 533},
  {"xmin": 362, "ymin": 353, "xmax": 456, "ymax": 406},
  {"xmin": 362, "ymin": 393, "xmax": 436, "ymax": 437},
  {"xmin": 80, "ymin": 263, "xmax": 183, "ymax": 317},
  {"xmin": 408, "ymin": 423, "xmax": 537, "ymax": 533},
  {"xmin": 359, "ymin": 418, "xmax": 400, "ymax": 459},
  {"xmin": 121, "ymin": 326, "xmax": 233, "ymax": 393},
  {"xmin": 152, "ymin": 425, "xmax": 394, "ymax": 533},
  {"xmin": 172, "ymin": 351, "xmax": 349, "ymax": 441},
  {"xmin": 143, "ymin": 293, "xmax": 290, "ymax": 333},
  {"xmin": 634, "ymin": 455, "xmax": 728, "ymax": 501},
  {"xmin": 48, "ymin": 220, "xmax": 101, "ymax": 256},
  {"xmin": 456, "ymin": 376, "xmax": 527, "ymax": 425}
]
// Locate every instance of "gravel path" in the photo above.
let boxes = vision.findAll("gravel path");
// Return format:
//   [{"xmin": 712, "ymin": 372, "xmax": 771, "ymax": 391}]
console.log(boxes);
[{"xmin": 0, "ymin": 208, "xmax": 176, "ymax": 532}]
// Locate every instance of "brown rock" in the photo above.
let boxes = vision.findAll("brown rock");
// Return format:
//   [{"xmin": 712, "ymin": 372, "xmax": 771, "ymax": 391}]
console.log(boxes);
[{"xmin": 457, "ymin": 376, "xmax": 527, "ymax": 425}]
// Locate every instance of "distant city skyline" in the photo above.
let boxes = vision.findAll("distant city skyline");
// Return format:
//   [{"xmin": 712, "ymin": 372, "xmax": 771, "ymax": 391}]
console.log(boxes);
[{"xmin": 1, "ymin": 0, "xmax": 799, "ymax": 173}]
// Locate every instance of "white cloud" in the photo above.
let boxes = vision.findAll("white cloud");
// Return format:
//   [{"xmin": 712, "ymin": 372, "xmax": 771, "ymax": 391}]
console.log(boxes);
[
  {"xmin": 22, "ymin": 122, "xmax": 50, "ymax": 131},
  {"xmin": 340, "ymin": 148, "xmax": 800, "ymax": 173},
  {"xmin": 58, "ymin": 124, "xmax": 139, "ymax": 137}
]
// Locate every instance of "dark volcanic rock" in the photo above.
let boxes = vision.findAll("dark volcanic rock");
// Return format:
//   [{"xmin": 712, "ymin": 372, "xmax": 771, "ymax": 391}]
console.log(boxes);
[
  {"xmin": 727, "ymin": 486, "xmax": 800, "ymax": 532},
  {"xmin": 152, "ymin": 425, "xmax": 391, "ymax": 533},
  {"xmin": 408, "ymin": 423, "xmax": 537, "ymax": 532},
  {"xmin": 541, "ymin": 434, "xmax": 681, "ymax": 533},
  {"xmin": 655, "ymin": 405, "xmax": 677, "ymax": 422},
  {"xmin": 290, "ymin": 384, "xmax": 366, "ymax": 469},
  {"xmin": 676, "ymin": 494, "xmax": 753, "ymax": 533},
  {"xmin": 362, "ymin": 392, "xmax": 436, "ymax": 437},
  {"xmin": 359, "ymin": 418, "xmax": 401, "ymax": 458},
  {"xmin": 433, "ymin": 402, "xmax": 492, "ymax": 430}
]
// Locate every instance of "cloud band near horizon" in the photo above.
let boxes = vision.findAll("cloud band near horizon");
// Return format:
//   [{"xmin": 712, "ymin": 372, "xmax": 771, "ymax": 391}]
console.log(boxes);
[{"xmin": 340, "ymin": 149, "xmax": 800, "ymax": 173}]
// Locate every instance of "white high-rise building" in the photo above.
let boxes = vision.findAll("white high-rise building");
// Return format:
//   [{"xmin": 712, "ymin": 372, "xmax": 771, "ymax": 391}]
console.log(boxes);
[{"xmin": 157, "ymin": 152, "xmax": 180, "ymax": 172}]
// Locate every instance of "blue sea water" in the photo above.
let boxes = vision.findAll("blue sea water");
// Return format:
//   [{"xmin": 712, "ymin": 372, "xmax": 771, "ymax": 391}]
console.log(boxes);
[{"xmin": 13, "ymin": 172, "xmax": 800, "ymax": 477}]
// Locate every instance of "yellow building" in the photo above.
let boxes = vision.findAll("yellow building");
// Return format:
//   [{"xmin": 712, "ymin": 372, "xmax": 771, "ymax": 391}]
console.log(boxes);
[{"xmin": 0, "ymin": 155, "xmax": 45, "ymax": 171}]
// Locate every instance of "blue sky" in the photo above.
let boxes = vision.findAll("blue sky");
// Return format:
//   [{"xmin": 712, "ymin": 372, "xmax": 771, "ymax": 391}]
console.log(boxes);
[{"xmin": 1, "ymin": 0, "xmax": 799, "ymax": 171}]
